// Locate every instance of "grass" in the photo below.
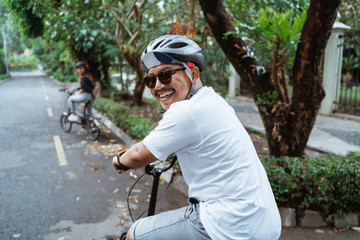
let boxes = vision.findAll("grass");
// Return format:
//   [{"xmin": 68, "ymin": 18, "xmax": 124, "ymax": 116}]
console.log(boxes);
[
  {"xmin": 340, "ymin": 87, "xmax": 360, "ymax": 100},
  {"xmin": 0, "ymin": 74, "xmax": 10, "ymax": 81}
]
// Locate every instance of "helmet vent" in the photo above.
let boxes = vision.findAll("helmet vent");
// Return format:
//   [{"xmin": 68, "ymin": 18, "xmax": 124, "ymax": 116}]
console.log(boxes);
[
  {"xmin": 153, "ymin": 40, "xmax": 164, "ymax": 50},
  {"xmin": 169, "ymin": 42, "xmax": 188, "ymax": 49}
]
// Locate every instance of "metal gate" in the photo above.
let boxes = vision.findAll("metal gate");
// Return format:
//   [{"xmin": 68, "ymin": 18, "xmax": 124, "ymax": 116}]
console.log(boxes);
[{"xmin": 335, "ymin": 31, "xmax": 360, "ymax": 115}]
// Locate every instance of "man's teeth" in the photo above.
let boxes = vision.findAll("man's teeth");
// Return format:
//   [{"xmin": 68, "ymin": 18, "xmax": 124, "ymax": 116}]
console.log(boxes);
[{"xmin": 160, "ymin": 91, "xmax": 174, "ymax": 98}]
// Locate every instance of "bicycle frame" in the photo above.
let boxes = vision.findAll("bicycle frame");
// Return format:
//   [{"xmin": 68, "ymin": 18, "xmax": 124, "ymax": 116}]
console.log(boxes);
[{"xmin": 144, "ymin": 155, "xmax": 177, "ymax": 216}]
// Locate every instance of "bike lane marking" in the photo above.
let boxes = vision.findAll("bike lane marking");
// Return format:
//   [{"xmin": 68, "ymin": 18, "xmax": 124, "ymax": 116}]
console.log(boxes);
[
  {"xmin": 53, "ymin": 135, "xmax": 68, "ymax": 166},
  {"xmin": 47, "ymin": 107, "xmax": 53, "ymax": 117}
]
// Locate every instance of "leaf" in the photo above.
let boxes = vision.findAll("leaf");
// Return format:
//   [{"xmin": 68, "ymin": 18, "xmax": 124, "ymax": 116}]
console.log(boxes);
[
  {"xmin": 120, "ymin": 219, "xmax": 125, "ymax": 225},
  {"xmin": 131, "ymin": 189, "xmax": 141, "ymax": 193},
  {"xmin": 352, "ymin": 227, "xmax": 360, "ymax": 233},
  {"xmin": 76, "ymin": 197, "xmax": 80, "ymax": 201},
  {"xmin": 121, "ymin": 210, "xmax": 127, "ymax": 216},
  {"xmin": 13, "ymin": 234, "xmax": 22, "ymax": 238},
  {"xmin": 113, "ymin": 188, "xmax": 119, "ymax": 194}
]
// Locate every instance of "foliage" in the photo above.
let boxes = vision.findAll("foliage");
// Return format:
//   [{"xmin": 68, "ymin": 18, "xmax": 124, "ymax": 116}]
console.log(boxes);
[
  {"xmin": 0, "ymin": 74, "xmax": 10, "ymax": 80},
  {"xmin": 8, "ymin": 53, "xmax": 39, "ymax": 71},
  {"xmin": 261, "ymin": 152, "xmax": 360, "ymax": 222},
  {"xmin": 0, "ymin": 48, "xmax": 5, "ymax": 74},
  {"xmin": 3, "ymin": 0, "xmax": 44, "ymax": 38},
  {"xmin": 93, "ymin": 97, "xmax": 157, "ymax": 140}
]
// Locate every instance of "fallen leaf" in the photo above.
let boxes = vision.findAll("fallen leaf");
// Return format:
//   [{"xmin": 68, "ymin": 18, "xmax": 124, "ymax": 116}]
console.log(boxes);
[
  {"xmin": 352, "ymin": 227, "xmax": 360, "ymax": 233},
  {"xmin": 115, "ymin": 204, "xmax": 125, "ymax": 208},
  {"xmin": 121, "ymin": 210, "xmax": 127, "ymax": 216},
  {"xmin": 90, "ymin": 168, "xmax": 98, "ymax": 171},
  {"xmin": 120, "ymin": 219, "xmax": 125, "ymax": 224},
  {"xmin": 110, "ymin": 139, "xmax": 117, "ymax": 143},
  {"xmin": 107, "ymin": 149, "xmax": 116, "ymax": 154},
  {"xmin": 13, "ymin": 234, "xmax": 22, "ymax": 238},
  {"xmin": 131, "ymin": 189, "xmax": 141, "ymax": 193},
  {"xmin": 97, "ymin": 179, "xmax": 101, "ymax": 183},
  {"xmin": 113, "ymin": 188, "xmax": 119, "ymax": 194},
  {"xmin": 57, "ymin": 236, "xmax": 69, "ymax": 240},
  {"xmin": 81, "ymin": 141, "xmax": 87, "ymax": 144},
  {"xmin": 76, "ymin": 197, "xmax": 80, "ymax": 201},
  {"xmin": 125, "ymin": 186, "xmax": 130, "ymax": 192}
]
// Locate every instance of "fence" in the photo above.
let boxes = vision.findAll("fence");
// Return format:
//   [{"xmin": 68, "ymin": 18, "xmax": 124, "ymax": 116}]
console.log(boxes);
[{"xmin": 335, "ymin": 31, "xmax": 360, "ymax": 115}]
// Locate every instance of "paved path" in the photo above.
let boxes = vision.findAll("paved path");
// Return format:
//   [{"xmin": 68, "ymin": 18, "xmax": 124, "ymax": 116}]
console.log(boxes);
[{"xmin": 228, "ymin": 96, "xmax": 360, "ymax": 156}]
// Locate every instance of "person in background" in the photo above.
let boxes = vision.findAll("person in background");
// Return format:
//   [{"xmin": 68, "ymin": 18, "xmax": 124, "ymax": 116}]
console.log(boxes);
[{"xmin": 67, "ymin": 61, "xmax": 94, "ymax": 122}]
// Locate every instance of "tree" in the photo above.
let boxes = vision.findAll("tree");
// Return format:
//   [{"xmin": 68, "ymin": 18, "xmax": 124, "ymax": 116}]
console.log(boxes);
[
  {"xmin": 199, "ymin": 0, "xmax": 342, "ymax": 157},
  {"xmin": 4, "ymin": 0, "xmax": 114, "ymax": 88}
]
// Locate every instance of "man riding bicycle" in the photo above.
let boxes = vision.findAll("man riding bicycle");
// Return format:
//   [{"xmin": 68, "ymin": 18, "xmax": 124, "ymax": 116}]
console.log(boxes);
[{"xmin": 113, "ymin": 35, "xmax": 281, "ymax": 240}]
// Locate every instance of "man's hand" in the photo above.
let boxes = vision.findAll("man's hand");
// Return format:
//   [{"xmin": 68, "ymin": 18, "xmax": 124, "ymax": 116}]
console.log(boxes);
[
  {"xmin": 112, "ymin": 150, "xmax": 130, "ymax": 174},
  {"xmin": 112, "ymin": 142, "xmax": 157, "ymax": 173}
]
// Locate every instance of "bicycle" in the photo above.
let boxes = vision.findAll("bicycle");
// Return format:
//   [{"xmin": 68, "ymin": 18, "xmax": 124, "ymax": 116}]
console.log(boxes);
[
  {"xmin": 59, "ymin": 88, "xmax": 101, "ymax": 140},
  {"xmin": 119, "ymin": 155, "xmax": 178, "ymax": 240}
]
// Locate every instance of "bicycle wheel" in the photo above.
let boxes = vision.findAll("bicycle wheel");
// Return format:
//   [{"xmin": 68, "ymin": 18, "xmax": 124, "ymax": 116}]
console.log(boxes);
[
  {"xmin": 87, "ymin": 120, "xmax": 100, "ymax": 140},
  {"xmin": 60, "ymin": 114, "xmax": 72, "ymax": 132}
]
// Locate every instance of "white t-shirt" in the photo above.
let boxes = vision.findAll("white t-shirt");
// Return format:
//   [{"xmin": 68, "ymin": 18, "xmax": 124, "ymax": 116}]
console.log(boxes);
[{"xmin": 143, "ymin": 87, "xmax": 281, "ymax": 240}]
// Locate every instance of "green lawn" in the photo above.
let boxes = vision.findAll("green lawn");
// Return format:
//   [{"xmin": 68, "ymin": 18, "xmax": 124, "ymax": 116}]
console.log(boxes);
[
  {"xmin": 0, "ymin": 74, "xmax": 10, "ymax": 81},
  {"xmin": 340, "ymin": 87, "xmax": 360, "ymax": 100}
]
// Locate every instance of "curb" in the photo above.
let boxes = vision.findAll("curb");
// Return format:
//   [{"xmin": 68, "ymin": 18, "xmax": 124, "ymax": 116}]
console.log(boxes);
[{"xmin": 92, "ymin": 108, "xmax": 134, "ymax": 147}]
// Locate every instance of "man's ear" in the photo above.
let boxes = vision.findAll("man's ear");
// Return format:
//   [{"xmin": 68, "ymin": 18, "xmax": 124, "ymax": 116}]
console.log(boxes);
[{"xmin": 191, "ymin": 67, "xmax": 200, "ymax": 83}]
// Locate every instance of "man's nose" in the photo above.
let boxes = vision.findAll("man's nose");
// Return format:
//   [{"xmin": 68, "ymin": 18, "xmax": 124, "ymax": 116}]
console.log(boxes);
[{"xmin": 154, "ymin": 77, "xmax": 164, "ymax": 89}]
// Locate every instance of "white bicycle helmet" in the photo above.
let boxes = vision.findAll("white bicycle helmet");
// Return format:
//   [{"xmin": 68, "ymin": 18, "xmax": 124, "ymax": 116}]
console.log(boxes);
[{"xmin": 141, "ymin": 35, "xmax": 205, "ymax": 73}]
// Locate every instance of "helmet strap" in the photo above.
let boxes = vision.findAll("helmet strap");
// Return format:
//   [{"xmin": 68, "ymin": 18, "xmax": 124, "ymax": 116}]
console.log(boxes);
[{"xmin": 180, "ymin": 62, "xmax": 202, "ymax": 100}]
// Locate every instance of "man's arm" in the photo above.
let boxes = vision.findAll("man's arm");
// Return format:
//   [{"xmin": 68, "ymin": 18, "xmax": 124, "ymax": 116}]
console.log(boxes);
[{"xmin": 112, "ymin": 141, "xmax": 157, "ymax": 172}]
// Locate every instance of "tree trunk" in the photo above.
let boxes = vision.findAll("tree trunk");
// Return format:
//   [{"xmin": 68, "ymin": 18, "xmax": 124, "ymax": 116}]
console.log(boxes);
[
  {"xmin": 199, "ymin": 0, "xmax": 341, "ymax": 157},
  {"xmin": 124, "ymin": 52, "xmax": 145, "ymax": 105}
]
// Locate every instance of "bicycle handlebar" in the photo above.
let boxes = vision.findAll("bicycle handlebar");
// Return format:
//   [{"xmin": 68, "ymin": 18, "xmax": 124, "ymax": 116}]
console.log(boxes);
[
  {"xmin": 59, "ymin": 87, "xmax": 80, "ymax": 95},
  {"xmin": 145, "ymin": 155, "xmax": 177, "ymax": 177}
]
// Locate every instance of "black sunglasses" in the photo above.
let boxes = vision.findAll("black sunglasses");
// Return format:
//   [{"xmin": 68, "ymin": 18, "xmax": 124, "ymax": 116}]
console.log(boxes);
[{"xmin": 143, "ymin": 67, "xmax": 186, "ymax": 88}]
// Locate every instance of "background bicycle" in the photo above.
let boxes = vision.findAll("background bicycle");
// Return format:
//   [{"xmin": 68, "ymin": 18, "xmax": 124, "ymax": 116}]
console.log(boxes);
[{"xmin": 59, "ymin": 87, "xmax": 101, "ymax": 140}]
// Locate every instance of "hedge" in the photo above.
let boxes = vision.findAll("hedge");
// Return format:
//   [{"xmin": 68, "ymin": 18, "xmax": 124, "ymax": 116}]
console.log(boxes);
[
  {"xmin": 261, "ymin": 152, "xmax": 360, "ymax": 222},
  {"xmin": 94, "ymin": 97, "xmax": 360, "ymax": 223},
  {"xmin": 93, "ymin": 97, "xmax": 157, "ymax": 140}
]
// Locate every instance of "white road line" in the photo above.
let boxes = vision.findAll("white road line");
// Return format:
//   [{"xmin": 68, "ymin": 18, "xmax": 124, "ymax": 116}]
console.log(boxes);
[
  {"xmin": 44, "ymin": 95, "xmax": 49, "ymax": 101},
  {"xmin": 53, "ymin": 135, "xmax": 68, "ymax": 166},
  {"xmin": 47, "ymin": 107, "xmax": 53, "ymax": 117}
]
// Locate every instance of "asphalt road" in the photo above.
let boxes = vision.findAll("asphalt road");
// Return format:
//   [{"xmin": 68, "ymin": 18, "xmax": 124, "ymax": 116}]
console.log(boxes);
[{"xmin": 0, "ymin": 72, "xmax": 188, "ymax": 240}]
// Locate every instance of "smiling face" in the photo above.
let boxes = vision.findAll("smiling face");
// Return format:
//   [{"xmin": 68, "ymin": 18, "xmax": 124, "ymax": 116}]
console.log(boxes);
[
  {"xmin": 148, "ymin": 64, "xmax": 192, "ymax": 111},
  {"xmin": 76, "ymin": 66, "xmax": 85, "ymax": 76}
]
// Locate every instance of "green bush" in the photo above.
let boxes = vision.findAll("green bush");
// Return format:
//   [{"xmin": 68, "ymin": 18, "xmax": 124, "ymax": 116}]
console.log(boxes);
[
  {"xmin": 9, "ymin": 54, "xmax": 40, "ymax": 71},
  {"xmin": 93, "ymin": 97, "xmax": 157, "ymax": 140},
  {"xmin": 261, "ymin": 152, "xmax": 360, "ymax": 222}
]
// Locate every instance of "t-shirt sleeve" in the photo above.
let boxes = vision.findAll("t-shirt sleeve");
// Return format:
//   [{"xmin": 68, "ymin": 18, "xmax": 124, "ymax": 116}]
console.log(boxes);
[{"xmin": 143, "ymin": 104, "xmax": 200, "ymax": 160}]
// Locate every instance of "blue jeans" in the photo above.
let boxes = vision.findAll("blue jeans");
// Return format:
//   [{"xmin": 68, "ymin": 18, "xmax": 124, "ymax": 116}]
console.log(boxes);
[{"xmin": 129, "ymin": 198, "xmax": 210, "ymax": 240}]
